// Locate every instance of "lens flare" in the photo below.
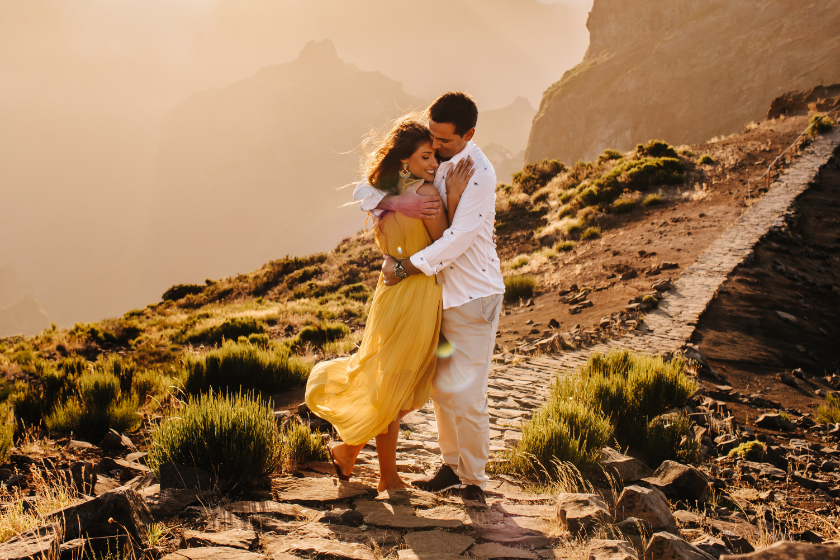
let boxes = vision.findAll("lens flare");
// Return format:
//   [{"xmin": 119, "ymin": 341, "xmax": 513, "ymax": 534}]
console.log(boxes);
[
  {"xmin": 436, "ymin": 340, "xmax": 456, "ymax": 359},
  {"xmin": 397, "ymin": 246, "xmax": 403, "ymax": 256}
]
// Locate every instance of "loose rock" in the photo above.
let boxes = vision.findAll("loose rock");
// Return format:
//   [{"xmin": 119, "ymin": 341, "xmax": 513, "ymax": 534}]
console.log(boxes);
[
  {"xmin": 645, "ymin": 531, "xmax": 715, "ymax": 560},
  {"xmin": 46, "ymin": 487, "xmax": 153, "ymax": 546},
  {"xmin": 586, "ymin": 539, "xmax": 639, "ymax": 560},
  {"xmin": 555, "ymin": 493, "xmax": 612, "ymax": 535},
  {"xmin": 615, "ymin": 485, "xmax": 677, "ymax": 533},
  {"xmin": 691, "ymin": 535, "xmax": 731, "ymax": 558},
  {"xmin": 600, "ymin": 447, "xmax": 654, "ymax": 483},
  {"xmin": 470, "ymin": 542, "xmax": 537, "ymax": 559},
  {"xmin": 0, "ymin": 523, "xmax": 60, "ymax": 560},
  {"xmin": 719, "ymin": 541, "xmax": 840, "ymax": 559},
  {"xmin": 159, "ymin": 547, "xmax": 269, "ymax": 560},
  {"xmin": 641, "ymin": 461, "xmax": 711, "ymax": 503},
  {"xmin": 403, "ymin": 530, "xmax": 474, "ymax": 555}
]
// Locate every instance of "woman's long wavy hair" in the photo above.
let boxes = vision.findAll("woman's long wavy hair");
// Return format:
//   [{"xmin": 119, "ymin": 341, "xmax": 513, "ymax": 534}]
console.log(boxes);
[{"xmin": 362, "ymin": 114, "xmax": 432, "ymax": 195}]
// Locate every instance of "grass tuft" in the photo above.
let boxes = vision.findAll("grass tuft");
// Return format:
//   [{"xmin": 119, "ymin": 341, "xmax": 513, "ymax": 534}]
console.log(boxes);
[
  {"xmin": 185, "ymin": 316, "xmax": 266, "ymax": 345},
  {"xmin": 504, "ymin": 275, "xmax": 536, "ymax": 303},
  {"xmin": 643, "ymin": 194, "xmax": 663, "ymax": 206},
  {"xmin": 147, "ymin": 391, "xmax": 281, "ymax": 487},
  {"xmin": 280, "ymin": 418, "xmax": 330, "ymax": 471},
  {"xmin": 581, "ymin": 227, "xmax": 601, "ymax": 240},
  {"xmin": 729, "ymin": 440, "xmax": 766, "ymax": 461},
  {"xmin": 0, "ymin": 405, "xmax": 13, "ymax": 463},
  {"xmin": 554, "ymin": 240, "xmax": 576, "ymax": 252},
  {"xmin": 817, "ymin": 394, "xmax": 840, "ymax": 424},
  {"xmin": 509, "ymin": 255, "xmax": 531, "ymax": 270},
  {"xmin": 697, "ymin": 154, "xmax": 715, "ymax": 165},
  {"xmin": 807, "ymin": 114, "xmax": 835, "ymax": 137},
  {"xmin": 611, "ymin": 198, "xmax": 638, "ymax": 214}
]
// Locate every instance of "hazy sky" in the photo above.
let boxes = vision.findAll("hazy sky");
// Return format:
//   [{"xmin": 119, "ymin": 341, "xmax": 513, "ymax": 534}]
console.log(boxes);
[{"xmin": 0, "ymin": 0, "xmax": 593, "ymax": 326}]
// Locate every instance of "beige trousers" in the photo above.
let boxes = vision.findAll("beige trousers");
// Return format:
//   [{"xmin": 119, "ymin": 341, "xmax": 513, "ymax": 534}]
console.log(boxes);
[{"xmin": 432, "ymin": 293, "xmax": 503, "ymax": 489}]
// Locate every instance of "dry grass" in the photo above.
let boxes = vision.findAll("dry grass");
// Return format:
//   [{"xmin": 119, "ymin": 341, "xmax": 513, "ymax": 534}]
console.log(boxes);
[{"xmin": 0, "ymin": 467, "xmax": 79, "ymax": 543}]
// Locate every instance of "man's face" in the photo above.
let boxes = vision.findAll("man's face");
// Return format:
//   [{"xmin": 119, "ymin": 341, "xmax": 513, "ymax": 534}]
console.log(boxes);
[{"xmin": 429, "ymin": 120, "xmax": 475, "ymax": 160}]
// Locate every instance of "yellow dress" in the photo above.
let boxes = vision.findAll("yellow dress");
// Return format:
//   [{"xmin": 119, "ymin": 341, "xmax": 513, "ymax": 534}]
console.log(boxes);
[{"xmin": 305, "ymin": 184, "xmax": 442, "ymax": 446}]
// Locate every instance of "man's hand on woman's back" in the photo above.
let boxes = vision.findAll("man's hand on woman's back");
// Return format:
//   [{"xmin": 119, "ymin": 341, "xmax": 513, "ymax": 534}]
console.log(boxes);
[{"xmin": 381, "ymin": 187, "xmax": 442, "ymax": 220}]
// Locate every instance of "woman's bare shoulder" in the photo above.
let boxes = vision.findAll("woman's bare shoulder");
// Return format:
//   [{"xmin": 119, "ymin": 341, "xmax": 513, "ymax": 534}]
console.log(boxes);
[{"xmin": 416, "ymin": 182, "xmax": 440, "ymax": 197}]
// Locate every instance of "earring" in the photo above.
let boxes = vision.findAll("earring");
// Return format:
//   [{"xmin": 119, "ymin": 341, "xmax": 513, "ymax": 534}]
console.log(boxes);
[{"xmin": 399, "ymin": 162, "xmax": 411, "ymax": 179}]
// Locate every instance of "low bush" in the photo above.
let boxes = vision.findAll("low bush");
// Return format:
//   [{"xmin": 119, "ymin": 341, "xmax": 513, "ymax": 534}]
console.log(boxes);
[
  {"xmin": 643, "ymin": 194, "xmax": 663, "ymax": 206},
  {"xmin": 642, "ymin": 294, "xmax": 659, "ymax": 308},
  {"xmin": 0, "ymin": 405, "xmax": 13, "ymax": 463},
  {"xmin": 554, "ymin": 241, "xmax": 575, "ymax": 252},
  {"xmin": 45, "ymin": 369, "xmax": 140, "ymax": 442},
  {"xmin": 182, "ymin": 340, "xmax": 311, "ymax": 394},
  {"xmin": 509, "ymin": 255, "xmax": 531, "ymax": 270},
  {"xmin": 807, "ymin": 114, "xmax": 835, "ymax": 137},
  {"xmin": 504, "ymin": 399, "xmax": 613, "ymax": 477},
  {"xmin": 186, "ymin": 316, "xmax": 267, "ymax": 346},
  {"xmin": 338, "ymin": 283, "xmax": 373, "ymax": 303},
  {"xmin": 817, "ymin": 394, "xmax": 840, "ymax": 424},
  {"xmin": 504, "ymin": 275, "xmax": 536, "ymax": 303},
  {"xmin": 636, "ymin": 139, "xmax": 679, "ymax": 159},
  {"xmin": 293, "ymin": 321, "xmax": 351, "ymax": 349},
  {"xmin": 581, "ymin": 227, "xmax": 601, "ymax": 240},
  {"xmin": 729, "ymin": 440, "xmax": 766, "ymax": 461},
  {"xmin": 611, "ymin": 198, "xmax": 638, "ymax": 214},
  {"xmin": 280, "ymin": 418, "xmax": 330, "ymax": 470},
  {"xmin": 531, "ymin": 187, "xmax": 553, "ymax": 204},
  {"xmin": 162, "ymin": 283, "xmax": 205, "ymax": 302},
  {"xmin": 697, "ymin": 154, "xmax": 715, "ymax": 165},
  {"xmin": 504, "ymin": 349, "xmax": 697, "ymax": 478},
  {"xmin": 147, "ymin": 392, "xmax": 281, "ymax": 487},
  {"xmin": 513, "ymin": 159, "xmax": 566, "ymax": 195},
  {"xmin": 565, "ymin": 220, "xmax": 583, "ymax": 235},
  {"xmin": 132, "ymin": 370, "xmax": 181, "ymax": 403},
  {"xmin": 598, "ymin": 149, "xmax": 624, "ymax": 163}
]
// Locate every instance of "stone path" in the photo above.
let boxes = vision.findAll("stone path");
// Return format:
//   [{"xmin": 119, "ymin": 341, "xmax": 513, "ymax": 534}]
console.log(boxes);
[{"xmin": 400, "ymin": 128, "xmax": 840, "ymax": 449}]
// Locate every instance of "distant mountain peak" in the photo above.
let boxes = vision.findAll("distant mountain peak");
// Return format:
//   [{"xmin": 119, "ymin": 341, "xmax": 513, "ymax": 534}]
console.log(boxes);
[{"xmin": 298, "ymin": 39, "xmax": 340, "ymax": 61}]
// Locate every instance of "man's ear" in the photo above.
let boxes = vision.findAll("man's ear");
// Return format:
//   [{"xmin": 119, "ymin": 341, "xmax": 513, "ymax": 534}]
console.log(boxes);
[{"xmin": 463, "ymin": 128, "xmax": 476, "ymax": 142}]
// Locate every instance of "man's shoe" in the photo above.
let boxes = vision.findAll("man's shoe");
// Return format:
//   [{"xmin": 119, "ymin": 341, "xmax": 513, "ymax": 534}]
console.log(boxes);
[
  {"xmin": 461, "ymin": 485, "xmax": 487, "ymax": 504},
  {"xmin": 411, "ymin": 464, "xmax": 461, "ymax": 493}
]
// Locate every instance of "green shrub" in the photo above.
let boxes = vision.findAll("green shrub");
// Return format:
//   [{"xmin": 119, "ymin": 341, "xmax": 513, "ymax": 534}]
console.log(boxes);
[
  {"xmin": 531, "ymin": 187, "xmax": 553, "ymax": 204},
  {"xmin": 186, "ymin": 317, "xmax": 267, "ymax": 345},
  {"xmin": 504, "ymin": 399, "xmax": 613, "ymax": 478},
  {"xmin": 807, "ymin": 114, "xmax": 835, "ymax": 136},
  {"xmin": 697, "ymin": 154, "xmax": 715, "ymax": 165},
  {"xmin": 293, "ymin": 321, "xmax": 351, "ymax": 349},
  {"xmin": 565, "ymin": 220, "xmax": 583, "ymax": 235},
  {"xmin": 162, "ymin": 283, "xmax": 205, "ymax": 302},
  {"xmin": 729, "ymin": 440, "xmax": 766, "ymax": 461},
  {"xmin": 280, "ymin": 419, "xmax": 330, "ymax": 469},
  {"xmin": 509, "ymin": 350, "xmax": 698, "ymax": 475},
  {"xmin": 98, "ymin": 354, "xmax": 138, "ymax": 393},
  {"xmin": 643, "ymin": 194, "xmax": 663, "ymax": 206},
  {"xmin": 558, "ymin": 203, "xmax": 575, "ymax": 217},
  {"xmin": 45, "ymin": 369, "xmax": 140, "ymax": 442},
  {"xmin": 243, "ymin": 333, "xmax": 271, "ymax": 347},
  {"xmin": 554, "ymin": 241, "xmax": 576, "ymax": 252},
  {"xmin": 611, "ymin": 198, "xmax": 638, "ymax": 214},
  {"xmin": 642, "ymin": 414, "xmax": 699, "ymax": 466},
  {"xmin": 558, "ymin": 190, "xmax": 575, "ymax": 204},
  {"xmin": 182, "ymin": 341, "xmax": 311, "ymax": 394},
  {"xmin": 338, "ymin": 283, "xmax": 374, "ymax": 303},
  {"xmin": 817, "ymin": 394, "xmax": 840, "ymax": 424},
  {"xmin": 8, "ymin": 382, "xmax": 42, "ymax": 431},
  {"xmin": 680, "ymin": 149, "xmax": 696, "ymax": 157},
  {"xmin": 513, "ymin": 159, "xmax": 566, "ymax": 195},
  {"xmin": 509, "ymin": 255, "xmax": 531, "ymax": 270},
  {"xmin": 636, "ymin": 140, "xmax": 679, "ymax": 159},
  {"xmin": 504, "ymin": 275, "xmax": 536, "ymax": 303},
  {"xmin": 147, "ymin": 392, "xmax": 281, "ymax": 488},
  {"xmin": 286, "ymin": 265, "xmax": 322, "ymax": 285},
  {"xmin": 643, "ymin": 295, "xmax": 659, "ymax": 308},
  {"xmin": 0, "ymin": 405, "xmax": 13, "ymax": 463},
  {"xmin": 132, "ymin": 370, "xmax": 180, "ymax": 403},
  {"xmin": 598, "ymin": 149, "xmax": 624, "ymax": 163},
  {"xmin": 581, "ymin": 227, "xmax": 601, "ymax": 240}
]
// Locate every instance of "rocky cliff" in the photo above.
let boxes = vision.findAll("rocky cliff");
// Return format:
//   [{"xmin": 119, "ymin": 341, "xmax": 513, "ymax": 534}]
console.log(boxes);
[{"xmin": 526, "ymin": 0, "xmax": 840, "ymax": 164}]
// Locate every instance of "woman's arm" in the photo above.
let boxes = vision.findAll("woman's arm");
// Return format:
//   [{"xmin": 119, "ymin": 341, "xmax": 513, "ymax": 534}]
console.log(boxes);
[{"xmin": 417, "ymin": 183, "xmax": 448, "ymax": 241}]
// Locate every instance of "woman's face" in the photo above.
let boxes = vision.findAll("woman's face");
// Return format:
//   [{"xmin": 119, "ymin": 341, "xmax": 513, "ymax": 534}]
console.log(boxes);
[{"xmin": 402, "ymin": 141, "xmax": 438, "ymax": 182}]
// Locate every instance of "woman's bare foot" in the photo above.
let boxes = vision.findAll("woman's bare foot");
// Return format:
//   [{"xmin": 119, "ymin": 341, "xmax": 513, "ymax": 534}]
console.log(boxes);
[
  {"xmin": 330, "ymin": 443, "xmax": 356, "ymax": 478},
  {"xmin": 378, "ymin": 475, "xmax": 410, "ymax": 492}
]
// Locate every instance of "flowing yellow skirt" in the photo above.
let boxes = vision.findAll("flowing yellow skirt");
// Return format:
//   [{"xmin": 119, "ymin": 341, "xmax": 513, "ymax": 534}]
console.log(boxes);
[{"xmin": 305, "ymin": 210, "xmax": 442, "ymax": 446}]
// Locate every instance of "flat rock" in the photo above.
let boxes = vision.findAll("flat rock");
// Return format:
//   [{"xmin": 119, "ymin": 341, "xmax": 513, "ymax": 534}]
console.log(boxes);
[
  {"xmin": 181, "ymin": 530, "xmax": 258, "ymax": 550},
  {"xmin": 600, "ymin": 447, "xmax": 654, "ymax": 483},
  {"xmin": 645, "ymin": 532, "xmax": 715, "ymax": 560},
  {"xmin": 46, "ymin": 487, "xmax": 152, "ymax": 545},
  {"xmin": 494, "ymin": 502, "xmax": 555, "ymax": 518},
  {"xmin": 225, "ymin": 500, "xmax": 319, "ymax": 519},
  {"xmin": 587, "ymin": 539, "xmax": 639, "ymax": 560},
  {"xmin": 375, "ymin": 488, "xmax": 438, "ymax": 508},
  {"xmin": 674, "ymin": 510, "xmax": 703, "ymax": 528},
  {"xmin": 397, "ymin": 552, "xmax": 464, "ymax": 560},
  {"xmin": 719, "ymin": 541, "xmax": 840, "ymax": 559},
  {"xmin": 159, "ymin": 546, "xmax": 268, "ymax": 560},
  {"xmin": 470, "ymin": 542, "xmax": 537, "ymax": 559},
  {"xmin": 141, "ymin": 485, "xmax": 214, "ymax": 518},
  {"xmin": 261, "ymin": 535, "xmax": 375, "ymax": 560},
  {"xmin": 472, "ymin": 523, "xmax": 551, "ymax": 548},
  {"xmin": 692, "ymin": 535, "xmax": 731, "ymax": 558},
  {"xmin": 403, "ymin": 530, "xmax": 474, "ymax": 555},
  {"xmin": 203, "ymin": 508, "xmax": 252, "ymax": 532},
  {"xmin": 754, "ymin": 414, "xmax": 795, "ymax": 432},
  {"xmin": 615, "ymin": 485, "xmax": 677, "ymax": 533},
  {"xmin": 555, "ymin": 493, "xmax": 612, "ymax": 534},
  {"xmin": 641, "ymin": 461, "xmax": 711, "ymax": 503},
  {"xmin": 288, "ymin": 522, "xmax": 399, "ymax": 547},
  {"xmin": 0, "ymin": 523, "xmax": 60, "ymax": 560},
  {"xmin": 354, "ymin": 499, "xmax": 462, "ymax": 528},
  {"xmin": 273, "ymin": 477, "xmax": 374, "ymax": 502}
]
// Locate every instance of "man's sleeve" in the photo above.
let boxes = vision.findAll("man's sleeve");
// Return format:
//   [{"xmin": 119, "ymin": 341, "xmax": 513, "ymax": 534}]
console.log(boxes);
[
  {"xmin": 409, "ymin": 169, "xmax": 495, "ymax": 276},
  {"xmin": 353, "ymin": 180, "xmax": 386, "ymax": 217}
]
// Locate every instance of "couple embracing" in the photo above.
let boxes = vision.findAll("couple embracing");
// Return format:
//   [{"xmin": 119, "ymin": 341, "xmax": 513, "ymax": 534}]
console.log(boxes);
[{"xmin": 305, "ymin": 92, "xmax": 503, "ymax": 504}]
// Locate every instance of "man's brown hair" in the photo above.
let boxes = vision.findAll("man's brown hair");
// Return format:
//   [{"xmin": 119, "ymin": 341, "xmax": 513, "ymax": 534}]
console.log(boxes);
[{"xmin": 429, "ymin": 92, "xmax": 478, "ymax": 136}]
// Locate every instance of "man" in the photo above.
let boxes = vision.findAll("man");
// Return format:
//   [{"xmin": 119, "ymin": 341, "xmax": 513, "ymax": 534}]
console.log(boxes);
[{"xmin": 353, "ymin": 92, "xmax": 504, "ymax": 503}]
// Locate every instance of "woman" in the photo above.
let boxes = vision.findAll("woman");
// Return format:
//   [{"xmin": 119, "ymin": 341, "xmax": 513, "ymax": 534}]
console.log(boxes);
[{"xmin": 305, "ymin": 117, "xmax": 473, "ymax": 491}]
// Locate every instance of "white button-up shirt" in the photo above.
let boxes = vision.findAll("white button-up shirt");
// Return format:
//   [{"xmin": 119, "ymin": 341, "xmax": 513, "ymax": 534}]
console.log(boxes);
[{"xmin": 353, "ymin": 141, "xmax": 505, "ymax": 310}]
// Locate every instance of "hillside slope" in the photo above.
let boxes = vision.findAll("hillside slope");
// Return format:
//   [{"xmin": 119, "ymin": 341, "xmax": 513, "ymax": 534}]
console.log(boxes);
[
  {"xmin": 141, "ymin": 39, "xmax": 424, "ymax": 301},
  {"xmin": 526, "ymin": 0, "xmax": 840, "ymax": 164}
]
